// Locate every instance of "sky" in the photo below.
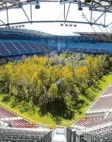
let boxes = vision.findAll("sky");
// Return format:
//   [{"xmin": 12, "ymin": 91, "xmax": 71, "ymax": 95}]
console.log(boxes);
[{"xmin": 0, "ymin": 1, "xmax": 112, "ymax": 35}]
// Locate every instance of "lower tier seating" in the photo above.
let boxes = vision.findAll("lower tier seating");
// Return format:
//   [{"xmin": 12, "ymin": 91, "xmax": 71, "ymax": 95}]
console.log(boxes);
[
  {"xmin": 89, "ymin": 95, "xmax": 112, "ymax": 111},
  {"xmin": 9, "ymin": 119, "xmax": 36, "ymax": 128},
  {"xmin": 0, "ymin": 105, "xmax": 36, "ymax": 128},
  {"xmin": 0, "ymin": 40, "xmax": 58, "ymax": 57},
  {"xmin": 0, "ymin": 106, "xmax": 16, "ymax": 118},
  {"xmin": 0, "ymin": 128, "xmax": 44, "ymax": 142},
  {"xmin": 75, "ymin": 113, "xmax": 112, "ymax": 127},
  {"xmin": 102, "ymin": 83, "xmax": 112, "ymax": 96},
  {"xmin": 83, "ymin": 127, "xmax": 112, "ymax": 142}
]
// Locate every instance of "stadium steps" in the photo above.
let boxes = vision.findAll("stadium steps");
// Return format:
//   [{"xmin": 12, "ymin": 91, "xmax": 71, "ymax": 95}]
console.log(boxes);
[{"xmin": 52, "ymin": 128, "xmax": 67, "ymax": 142}]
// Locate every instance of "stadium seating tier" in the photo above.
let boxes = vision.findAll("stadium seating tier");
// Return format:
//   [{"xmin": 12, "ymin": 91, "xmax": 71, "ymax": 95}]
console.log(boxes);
[
  {"xmin": 0, "ymin": 28, "xmax": 112, "ymax": 57},
  {"xmin": 0, "ymin": 106, "xmax": 36, "ymax": 129}
]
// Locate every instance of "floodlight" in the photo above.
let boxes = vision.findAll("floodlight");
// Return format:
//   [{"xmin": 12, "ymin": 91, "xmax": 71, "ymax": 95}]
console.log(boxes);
[{"xmin": 35, "ymin": 0, "xmax": 40, "ymax": 9}]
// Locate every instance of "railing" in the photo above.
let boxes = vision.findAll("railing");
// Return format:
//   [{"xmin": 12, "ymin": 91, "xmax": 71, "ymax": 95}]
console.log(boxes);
[
  {"xmin": 75, "ymin": 133, "xmax": 86, "ymax": 142},
  {"xmin": 67, "ymin": 128, "xmax": 76, "ymax": 142},
  {"xmin": 67, "ymin": 128, "xmax": 72, "ymax": 142},
  {"xmin": 39, "ymin": 130, "xmax": 52, "ymax": 142}
]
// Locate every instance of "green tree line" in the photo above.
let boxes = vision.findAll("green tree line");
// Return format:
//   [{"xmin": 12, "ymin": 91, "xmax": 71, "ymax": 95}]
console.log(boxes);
[{"xmin": 0, "ymin": 53, "xmax": 112, "ymax": 122}]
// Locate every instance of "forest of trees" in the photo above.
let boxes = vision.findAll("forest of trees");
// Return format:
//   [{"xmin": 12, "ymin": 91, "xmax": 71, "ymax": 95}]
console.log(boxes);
[{"xmin": 0, "ymin": 53, "xmax": 112, "ymax": 122}]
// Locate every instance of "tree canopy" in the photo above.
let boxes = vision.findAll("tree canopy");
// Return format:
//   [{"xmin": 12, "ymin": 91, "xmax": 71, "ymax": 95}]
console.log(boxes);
[{"xmin": 0, "ymin": 53, "xmax": 111, "ymax": 122}]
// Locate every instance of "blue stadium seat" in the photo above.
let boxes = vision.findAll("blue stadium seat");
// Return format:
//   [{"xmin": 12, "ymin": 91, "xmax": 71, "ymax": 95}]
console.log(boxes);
[
  {"xmin": 27, "ymin": 42, "xmax": 40, "ymax": 53},
  {"xmin": 90, "ymin": 43, "xmax": 102, "ymax": 49},
  {"xmin": 0, "ymin": 42, "xmax": 11, "ymax": 56},
  {"xmin": 0, "ymin": 28, "xmax": 112, "ymax": 57},
  {"xmin": 12, "ymin": 41, "xmax": 28, "ymax": 54},
  {"xmin": 20, "ymin": 42, "xmax": 35, "ymax": 53},
  {"xmin": 2, "ymin": 41, "xmax": 20, "ymax": 55}
]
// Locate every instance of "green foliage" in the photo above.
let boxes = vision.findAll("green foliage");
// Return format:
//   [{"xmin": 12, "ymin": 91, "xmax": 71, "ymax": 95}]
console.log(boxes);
[
  {"xmin": 0, "ymin": 53, "xmax": 112, "ymax": 123},
  {"xmin": 49, "ymin": 83, "xmax": 58, "ymax": 98},
  {"xmin": 2, "ymin": 95, "xmax": 10, "ymax": 102},
  {"xmin": 10, "ymin": 97, "xmax": 17, "ymax": 108}
]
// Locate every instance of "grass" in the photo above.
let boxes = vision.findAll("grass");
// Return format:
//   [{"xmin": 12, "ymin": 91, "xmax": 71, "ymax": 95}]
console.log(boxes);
[
  {"xmin": 0, "ymin": 73, "xmax": 112, "ymax": 126},
  {"xmin": 70, "ymin": 73, "xmax": 112, "ymax": 121},
  {"xmin": 0, "ymin": 95, "xmax": 55, "ymax": 126}
]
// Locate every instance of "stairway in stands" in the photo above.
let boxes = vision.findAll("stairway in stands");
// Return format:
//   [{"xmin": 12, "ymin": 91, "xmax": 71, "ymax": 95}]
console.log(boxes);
[{"xmin": 52, "ymin": 127, "xmax": 67, "ymax": 142}]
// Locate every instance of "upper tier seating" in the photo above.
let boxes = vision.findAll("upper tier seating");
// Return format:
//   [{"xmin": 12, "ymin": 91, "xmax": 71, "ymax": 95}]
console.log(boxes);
[{"xmin": 0, "ymin": 28, "xmax": 112, "ymax": 57}]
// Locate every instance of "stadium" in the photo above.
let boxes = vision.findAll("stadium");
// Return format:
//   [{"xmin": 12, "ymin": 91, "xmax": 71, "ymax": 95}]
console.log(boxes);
[
  {"xmin": 1, "ymin": 28, "xmax": 112, "ymax": 58},
  {"xmin": 0, "ymin": 0, "xmax": 112, "ymax": 141}
]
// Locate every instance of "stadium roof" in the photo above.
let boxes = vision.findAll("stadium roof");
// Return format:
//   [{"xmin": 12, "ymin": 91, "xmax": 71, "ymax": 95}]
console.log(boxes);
[
  {"xmin": 0, "ymin": 0, "xmax": 112, "ymax": 31},
  {"xmin": 79, "ymin": 32, "xmax": 112, "ymax": 42}
]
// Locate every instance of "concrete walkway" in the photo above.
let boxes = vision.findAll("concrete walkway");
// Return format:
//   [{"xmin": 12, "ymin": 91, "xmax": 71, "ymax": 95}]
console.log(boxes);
[
  {"xmin": 52, "ymin": 128, "xmax": 67, "ymax": 142},
  {"xmin": 52, "ymin": 134, "xmax": 67, "ymax": 142}
]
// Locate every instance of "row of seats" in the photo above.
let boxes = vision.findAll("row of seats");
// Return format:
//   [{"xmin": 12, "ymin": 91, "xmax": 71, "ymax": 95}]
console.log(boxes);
[
  {"xmin": 66, "ymin": 42, "xmax": 112, "ymax": 49},
  {"xmin": 90, "ymin": 126, "xmax": 112, "ymax": 135},
  {"xmin": 0, "ymin": 106, "xmax": 36, "ymax": 128},
  {"xmin": 67, "ymin": 47, "xmax": 110, "ymax": 54},
  {"xmin": 89, "ymin": 95, "xmax": 112, "ymax": 111},
  {"xmin": 9, "ymin": 119, "xmax": 35, "ymax": 128},
  {"xmin": 75, "ymin": 83, "xmax": 112, "ymax": 136},
  {"xmin": 83, "ymin": 125, "xmax": 112, "ymax": 142},
  {"xmin": 0, "ymin": 128, "xmax": 43, "ymax": 142},
  {"xmin": 102, "ymin": 83, "xmax": 112, "ymax": 96},
  {"xmin": 0, "ymin": 28, "xmax": 97, "ymax": 42},
  {"xmin": 83, "ymin": 132, "xmax": 112, "ymax": 142},
  {"xmin": 0, "ymin": 40, "xmax": 58, "ymax": 57},
  {"xmin": 86, "ymin": 83, "xmax": 112, "ymax": 113},
  {"xmin": 2, "ymin": 28, "xmax": 112, "ymax": 43},
  {"xmin": 1, "ymin": 40, "xmax": 112, "ymax": 57},
  {"xmin": 75, "ymin": 113, "xmax": 112, "ymax": 127},
  {"xmin": 0, "ymin": 106, "xmax": 16, "ymax": 118}
]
